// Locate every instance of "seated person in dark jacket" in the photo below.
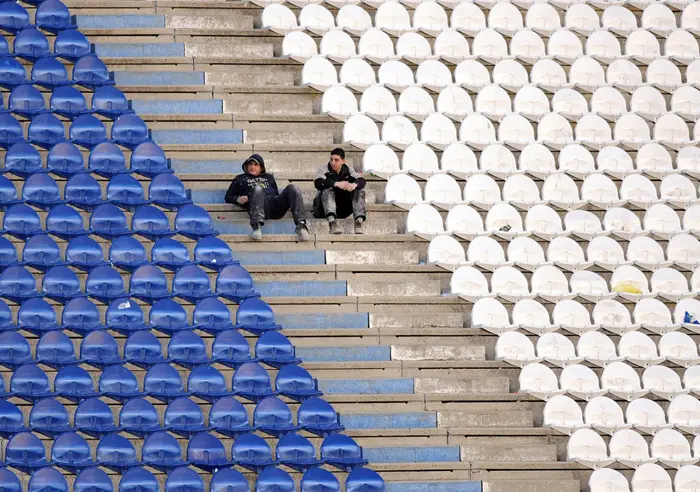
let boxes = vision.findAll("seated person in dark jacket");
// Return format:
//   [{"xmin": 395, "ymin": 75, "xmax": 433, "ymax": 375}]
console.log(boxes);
[
  {"xmin": 225, "ymin": 153, "xmax": 310, "ymax": 241},
  {"xmin": 312, "ymin": 148, "xmax": 367, "ymax": 234}
]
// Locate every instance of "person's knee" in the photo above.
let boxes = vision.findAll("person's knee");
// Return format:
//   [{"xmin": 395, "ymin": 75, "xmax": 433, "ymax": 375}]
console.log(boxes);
[{"xmin": 287, "ymin": 183, "xmax": 302, "ymax": 196}]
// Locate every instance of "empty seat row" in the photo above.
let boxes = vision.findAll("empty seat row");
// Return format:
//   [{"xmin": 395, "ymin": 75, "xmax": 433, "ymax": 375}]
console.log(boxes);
[
  {"xmin": 498, "ymin": 330, "xmax": 700, "ymax": 368},
  {"xmin": 365, "ymin": 142, "xmax": 700, "ymax": 179},
  {"xmin": 518, "ymin": 361, "xmax": 700, "ymax": 401},
  {"xmin": 546, "ymin": 394, "xmax": 700, "ymax": 435},
  {"xmin": 0, "ymin": 0, "xmax": 76, "ymax": 34},
  {"xmin": 589, "ymin": 464, "xmax": 698, "ymax": 492}
]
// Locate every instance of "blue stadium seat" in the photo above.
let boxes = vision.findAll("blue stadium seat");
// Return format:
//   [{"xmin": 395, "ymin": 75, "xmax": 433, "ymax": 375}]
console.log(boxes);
[
  {"xmin": 144, "ymin": 362, "xmax": 188, "ymax": 402},
  {"xmin": 130, "ymin": 141, "xmax": 173, "ymax": 178},
  {"xmin": 0, "ymin": 330, "xmax": 31, "ymax": 369},
  {"xmin": 0, "ymin": 265, "xmax": 39, "ymax": 302},
  {"xmin": 5, "ymin": 431, "xmax": 50, "ymax": 471},
  {"xmin": 66, "ymin": 236, "xmax": 109, "ymax": 272},
  {"xmin": 124, "ymin": 330, "xmax": 167, "ymax": 368},
  {"xmin": 107, "ymin": 174, "xmax": 151, "ymax": 210},
  {"xmin": 112, "ymin": 114, "xmax": 151, "ymax": 149},
  {"xmin": 0, "ymin": 2, "xmax": 29, "ymax": 33},
  {"xmin": 0, "ymin": 58, "xmax": 27, "ymax": 89},
  {"xmin": 36, "ymin": 0, "xmax": 76, "ymax": 33},
  {"xmin": 132, "ymin": 204, "xmax": 174, "ymax": 241},
  {"xmin": 18, "ymin": 298, "xmax": 59, "ymax": 334},
  {"xmin": 9, "ymin": 84, "xmax": 46, "ymax": 118},
  {"xmin": 61, "ymin": 297, "xmax": 103, "ymax": 335},
  {"xmin": 236, "ymin": 298, "xmax": 280, "ymax": 336},
  {"xmin": 254, "ymin": 396, "xmax": 300, "ymax": 437},
  {"xmin": 28, "ymin": 112, "xmax": 66, "ymax": 149},
  {"xmin": 47, "ymin": 204, "xmax": 90, "ymax": 239},
  {"xmin": 29, "ymin": 397, "xmax": 71, "ymax": 437},
  {"xmin": 86, "ymin": 265, "xmax": 126, "ymax": 303},
  {"xmin": 14, "ymin": 27, "xmax": 51, "ymax": 61},
  {"xmin": 209, "ymin": 396, "xmax": 253, "ymax": 437},
  {"xmin": 0, "ymin": 33, "xmax": 8, "ymax": 58},
  {"xmin": 99, "ymin": 364, "xmax": 143, "ymax": 402},
  {"xmin": 0, "ymin": 235, "xmax": 18, "ymax": 268},
  {"xmin": 32, "ymin": 56, "xmax": 71, "ymax": 89},
  {"xmin": 166, "ymin": 466, "xmax": 205, "ymax": 492},
  {"xmin": 54, "ymin": 29, "xmax": 91, "ymax": 61},
  {"xmin": 321, "ymin": 434, "xmax": 368, "ymax": 471},
  {"xmin": 193, "ymin": 297, "xmax": 236, "ymax": 335},
  {"xmin": 216, "ymin": 265, "xmax": 260, "ymax": 303},
  {"xmin": 54, "ymin": 365, "xmax": 98, "ymax": 402},
  {"xmin": 28, "ymin": 468, "xmax": 67, "ymax": 492},
  {"xmin": 130, "ymin": 265, "xmax": 172, "ymax": 304},
  {"xmin": 299, "ymin": 398, "xmax": 344, "ymax": 437},
  {"xmin": 47, "ymin": 142, "xmax": 85, "ymax": 177},
  {"xmin": 106, "ymin": 297, "xmax": 147, "ymax": 335},
  {"xmin": 0, "ymin": 113, "xmax": 24, "ymax": 147},
  {"xmin": 73, "ymin": 55, "xmax": 114, "ymax": 89},
  {"xmin": 232, "ymin": 362, "xmax": 278, "ymax": 402},
  {"xmin": 92, "ymin": 86, "xmax": 132, "ymax": 119},
  {"xmin": 80, "ymin": 330, "xmax": 124, "ymax": 369},
  {"xmin": 35, "ymin": 330, "xmax": 79, "ymax": 368},
  {"xmin": 91, "ymin": 203, "xmax": 131, "ymax": 239},
  {"xmin": 232, "ymin": 432, "xmax": 278, "ymax": 472},
  {"xmin": 0, "ymin": 175, "xmax": 22, "ymax": 209},
  {"xmin": 151, "ymin": 238, "xmax": 193, "ymax": 271},
  {"xmin": 276, "ymin": 433, "xmax": 324, "ymax": 473},
  {"xmin": 173, "ymin": 265, "xmax": 214, "ymax": 303},
  {"xmin": 255, "ymin": 331, "xmax": 301, "ymax": 369},
  {"xmin": 175, "ymin": 204, "xmax": 218, "ymax": 240},
  {"xmin": 210, "ymin": 468, "xmax": 250, "ymax": 492},
  {"xmin": 168, "ymin": 330, "xmax": 208, "ymax": 368},
  {"xmin": 97, "ymin": 433, "xmax": 141, "ymax": 473},
  {"xmin": 194, "ymin": 236, "xmax": 236, "ymax": 271},
  {"xmin": 119, "ymin": 397, "xmax": 159, "ymax": 437},
  {"xmin": 42, "ymin": 266, "xmax": 84, "ymax": 303},
  {"xmin": 149, "ymin": 174, "xmax": 192, "ymax": 210},
  {"xmin": 0, "ymin": 468, "xmax": 21, "ymax": 492},
  {"xmin": 23, "ymin": 234, "xmax": 64, "ymax": 270},
  {"xmin": 74, "ymin": 397, "xmax": 118, "ymax": 437},
  {"xmin": 0, "ymin": 399, "xmax": 25, "ymax": 437},
  {"xmin": 4, "ymin": 142, "xmax": 42, "ymax": 177},
  {"xmin": 88, "ymin": 141, "xmax": 127, "ymax": 177},
  {"xmin": 0, "ymin": 368, "xmax": 9, "ymax": 398},
  {"xmin": 142, "ymin": 431, "xmax": 186, "ymax": 472},
  {"xmin": 22, "ymin": 173, "xmax": 64, "ymax": 209},
  {"xmin": 70, "ymin": 114, "xmax": 107, "ymax": 148},
  {"xmin": 74, "ymin": 467, "xmax": 114, "ymax": 492},
  {"xmin": 301, "ymin": 466, "xmax": 340, "ymax": 492},
  {"xmin": 187, "ymin": 364, "xmax": 233, "ymax": 402},
  {"xmin": 346, "ymin": 468, "xmax": 386, "ymax": 492},
  {"xmin": 110, "ymin": 235, "xmax": 149, "ymax": 272},
  {"xmin": 255, "ymin": 468, "xmax": 294, "ymax": 492},
  {"xmin": 3, "ymin": 204, "xmax": 43, "ymax": 240},
  {"xmin": 65, "ymin": 174, "xmax": 106, "ymax": 211},
  {"xmin": 187, "ymin": 433, "xmax": 231, "ymax": 472},
  {"xmin": 165, "ymin": 397, "xmax": 208, "ymax": 437},
  {"xmin": 52, "ymin": 431, "xmax": 93, "ymax": 471},
  {"xmin": 119, "ymin": 468, "xmax": 158, "ymax": 492},
  {"xmin": 50, "ymin": 85, "xmax": 89, "ymax": 118}
]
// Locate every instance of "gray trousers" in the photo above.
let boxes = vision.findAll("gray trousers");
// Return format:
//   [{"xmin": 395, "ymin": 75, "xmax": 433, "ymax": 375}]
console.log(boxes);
[
  {"xmin": 248, "ymin": 184, "xmax": 306, "ymax": 227},
  {"xmin": 313, "ymin": 188, "xmax": 367, "ymax": 220}
]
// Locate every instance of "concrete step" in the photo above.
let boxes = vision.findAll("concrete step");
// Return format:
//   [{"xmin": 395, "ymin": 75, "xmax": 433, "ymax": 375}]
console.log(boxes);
[
  {"xmin": 461, "ymin": 438, "xmax": 558, "ymax": 463},
  {"xmin": 152, "ymin": 129, "xmax": 245, "ymax": 144},
  {"xmin": 115, "ymin": 71, "xmax": 206, "ymax": 85},
  {"xmin": 215, "ymin": 218, "xmax": 399, "ymax": 235},
  {"xmin": 131, "ymin": 99, "xmax": 224, "ymax": 114},
  {"xmin": 222, "ymin": 91, "xmax": 319, "ymax": 116},
  {"xmin": 95, "ymin": 42, "xmax": 186, "ymax": 57}
]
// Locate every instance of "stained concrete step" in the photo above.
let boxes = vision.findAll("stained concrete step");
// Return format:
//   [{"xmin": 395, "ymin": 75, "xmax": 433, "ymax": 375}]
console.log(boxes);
[
  {"xmin": 95, "ymin": 42, "xmax": 186, "ymax": 57},
  {"xmin": 77, "ymin": 14, "xmax": 254, "ymax": 30},
  {"xmin": 115, "ymin": 71, "xmax": 206, "ymax": 85},
  {"xmin": 461, "ymin": 439, "xmax": 558, "ymax": 463},
  {"xmin": 131, "ymin": 99, "xmax": 224, "ymax": 114}
]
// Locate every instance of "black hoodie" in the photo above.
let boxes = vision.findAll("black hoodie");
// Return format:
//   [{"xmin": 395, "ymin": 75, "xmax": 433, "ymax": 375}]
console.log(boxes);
[{"xmin": 224, "ymin": 154, "xmax": 279, "ymax": 207}]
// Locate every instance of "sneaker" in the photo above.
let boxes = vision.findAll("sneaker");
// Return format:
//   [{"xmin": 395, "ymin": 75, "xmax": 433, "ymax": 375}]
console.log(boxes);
[
  {"xmin": 250, "ymin": 224, "xmax": 262, "ymax": 241},
  {"xmin": 329, "ymin": 219, "xmax": 342, "ymax": 235},
  {"xmin": 295, "ymin": 221, "xmax": 311, "ymax": 242},
  {"xmin": 354, "ymin": 218, "xmax": 364, "ymax": 235}
]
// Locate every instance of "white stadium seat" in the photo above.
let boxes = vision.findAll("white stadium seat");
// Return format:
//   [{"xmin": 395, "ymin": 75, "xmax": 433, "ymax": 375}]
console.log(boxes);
[
  {"xmin": 398, "ymin": 86, "xmax": 435, "ymax": 121},
  {"xmin": 668, "ymin": 395, "xmax": 700, "ymax": 435},
  {"xmin": 359, "ymin": 29, "xmax": 399, "ymax": 64},
  {"xmin": 441, "ymin": 143, "xmax": 479, "ymax": 177},
  {"xmin": 488, "ymin": 2, "xmax": 523, "ymax": 37},
  {"xmin": 508, "ymin": 237, "xmax": 547, "ymax": 272},
  {"xmin": 383, "ymin": 115, "xmax": 418, "ymax": 150},
  {"xmin": 384, "ymin": 173, "xmax": 423, "ymax": 205},
  {"xmin": 343, "ymin": 113, "xmax": 379, "ymax": 148},
  {"xmin": 602, "ymin": 6, "xmax": 638, "ymax": 36},
  {"xmin": 609, "ymin": 428, "xmax": 655, "ymax": 468},
  {"xmin": 434, "ymin": 30, "xmax": 470, "ymax": 64},
  {"xmin": 569, "ymin": 57, "xmax": 606, "ymax": 93},
  {"xmin": 445, "ymin": 204, "xmax": 484, "ymax": 238},
  {"xmin": 603, "ymin": 207, "xmax": 645, "ymax": 241},
  {"xmin": 524, "ymin": 204, "xmax": 565, "ymax": 240},
  {"xmin": 436, "ymin": 86, "xmax": 473, "ymax": 121},
  {"xmin": 336, "ymin": 5, "xmax": 372, "ymax": 35},
  {"xmin": 588, "ymin": 236, "xmax": 629, "ymax": 272},
  {"xmin": 626, "ymin": 29, "xmax": 663, "ymax": 65},
  {"xmin": 631, "ymin": 86, "xmax": 668, "ymax": 122},
  {"xmin": 460, "ymin": 114, "xmax": 497, "ymax": 151},
  {"xmin": 473, "ymin": 297, "xmax": 516, "ymax": 333},
  {"xmin": 491, "ymin": 265, "xmax": 532, "ymax": 302},
  {"xmin": 510, "ymin": 29, "xmax": 546, "ymax": 65},
  {"xmin": 531, "ymin": 265, "xmax": 572, "ymax": 303},
  {"xmin": 396, "ymin": 32, "xmax": 434, "ymax": 64},
  {"xmin": 620, "ymin": 175, "xmax": 660, "ymax": 208},
  {"xmin": 626, "ymin": 398, "xmax": 672, "ymax": 435},
  {"xmin": 552, "ymin": 88, "xmax": 588, "ymax": 121},
  {"xmin": 339, "ymin": 58, "xmax": 376, "ymax": 91},
  {"xmin": 479, "ymin": 144, "xmax": 517, "ymax": 179},
  {"xmin": 362, "ymin": 144, "xmax": 400, "ymax": 177},
  {"xmin": 360, "ymin": 85, "xmax": 398, "ymax": 121},
  {"xmin": 564, "ymin": 210, "xmax": 603, "ymax": 241},
  {"xmin": 530, "ymin": 59, "xmax": 570, "ymax": 93},
  {"xmin": 262, "ymin": 4, "xmax": 299, "ymax": 34},
  {"xmin": 577, "ymin": 331, "xmax": 622, "ymax": 368},
  {"xmin": 633, "ymin": 298, "xmax": 680, "ymax": 334},
  {"xmin": 450, "ymin": 3, "xmax": 486, "ymax": 37},
  {"xmin": 636, "ymin": 143, "xmax": 673, "ymax": 178},
  {"xmin": 299, "ymin": 4, "xmax": 335, "ymax": 33},
  {"xmin": 589, "ymin": 468, "xmax": 631, "ymax": 492},
  {"xmin": 565, "ymin": 3, "xmax": 599, "ymax": 35},
  {"xmin": 424, "ymin": 173, "xmax": 462, "ymax": 206},
  {"xmin": 585, "ymin": 396, "xmax": 631, "ymax": 435},
  {"xmin": 567, "ymin": 428, "xmax": 614, "ymax": 468},
  {"xmin": 641, "ymin": 3, "xmax": 677, "ymax": 36},
  {"xmin": 573, "ymin": 271, "xmax": 614, "ymax": 304},
  {"xmin": 420, "ymin": 113, "xmax": 457, "ymax": 150},
  {"xmin": 631, "ymin": 463, "xmax": 672, "ymax": 492},
  {"xmin": 610, "ymin": 264, "xmax": 651, "ymax": 301},
  {"xmin": 375, "ymin": 1, "xmax": 413, "ymax": 35},
  {"xmin": 496, "ymin": 330, "xmax": 539, "ymax": 366},
  {"xmin": 593, "ymin": 299, "xmax": 638, "ymax": 335},
  {"xmin": 302, "ymin": 56, "xmax": 338, "ymax": 90},
  {"xmin": 548, "ymin": 29, "xmax": 584, "ymax": 66},
  {"xmin": 468, "ymin": 236, "xmax": 508, "ymax": 272},
  {"xmin": 427, "ymin": 235, "xmax": 465, "ymax": 268},
  {"xmin": 451, "ymin": 266, "xmax": 491, "ymax": 302},
  {"xmin": 322, "ymin": 85, "xmax": 358, "ymax": 120},
  {"xmin": 615, "ymin": 113, "xmax": 652, "ymax": 150},
  {"xmin": 485, "ymin": 203, "xmax": 524, "ymax": 239},
  {"xmin": 472, "ymin": 28, "xmax": 510, "ymax": 65},
  {"xmin": 492, "ymin": 59, "xmax": 529, "ymax": 92},
  {"xmin": 282, "ymin": 31, "xmax": 318, "ymax": 61},
  {"xmin": 607, "ymin": 58, "xmax": 643, "ymax": 93},
  {"xmin": 676, "ymin": 465, "xmax": 700, "ymax": 492},
  {"xmin": 416, "ymin": 59, "xmax": 453, "ymax": 91},
  {"xmin": 559, "ymin": 144, "xmax": 596, "ymax": 178},
  {"xmin": 646, "ymin": 58, "xmax": 683, "ymax": 92},
  {"xmin": 543, "ymin": 395, "xmax": 588, "ymax": 435},
  {"xmin": 405, "ymin": 203, "xmax": 445, "ymax": 236},
  {"xmin": 513, "ymin": 86, "xmax": 550, "ymax": 123},
  {"xmin": 591, "ymin": 86, "xmax": 628, "ymax": 121},
  {"xmin": 413, "ymin": 1, "xmax": 449, "ymax": 36},
  {"xmin": 670, "ymin": 85, "xmax": 700, "ymax": 120},
  {"xmin": 553, "ymin": 299, "xmax": 597, "ymax": 335},
  {"xmin": 320, "ymin": 29, "xmax": 357, "ymax": 62},
  {"xmin": 601, "ymin": 361, "xmax": 648, "ymax": 400},
  {"xmin": 537, "ymin": 333, "xmax": 582, "ymax": 368},
  {"xmin": 559, "ymin": 363, "xmax": 605, "ymax": 400},
  {"xmin": 521, "ymin": 144, "xmax": 557, "ymax": 179},
  {"xmin": 498, "ymin": 114, "xmax": 535, "ymax": 151},
  {"xmin": 537, "ymin": 113, "xmax": 574, "ymax": 150},
  {"xmin": 512, "ymin": 298, "xmax": 555, "ymax": 334},
  {"xmin": 643, "ymin": 365, "xmax": 689, "ymax": 401},
  {"xmin": 547, "ymin": 236, "xmax": 590, "ymax": 272},
  {"xmin": 519, "ymin": 362, "xmax": 564, "ymax": 400},
  {"xmin": 525, "ymin": 3, "xmax": 561, "ymax": 36},
  {"xmin": 658, "ymin": 332, "xmax": 700, "ymax": 367},
  {"xmin": 586, "ymin": 29, "xmax": 623, "ymax": 65}
]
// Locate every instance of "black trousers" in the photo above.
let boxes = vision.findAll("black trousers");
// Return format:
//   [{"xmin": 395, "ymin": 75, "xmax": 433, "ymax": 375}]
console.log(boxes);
[
  {"xmin": 248, "ymin": 184, "xmax": 306, "ymax": 226},
  {"xmin": 313, "ymin": 188, "xmax": 367, "ymax": 220}
]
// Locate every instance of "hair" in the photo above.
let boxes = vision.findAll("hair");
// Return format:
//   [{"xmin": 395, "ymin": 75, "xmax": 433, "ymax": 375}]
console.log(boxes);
[{"xmin": 330, "ymin": 148, "xmax": 345, "ymax": 160}]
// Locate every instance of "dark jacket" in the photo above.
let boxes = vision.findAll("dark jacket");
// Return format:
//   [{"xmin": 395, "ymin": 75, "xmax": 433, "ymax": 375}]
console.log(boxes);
[
  {"xmin": 313, "ymin": 163, "xmax": 366, "ymax": 192},
  {"xmin": 224, "ymin": 154, "xmax": 278, "ymax": 207}
]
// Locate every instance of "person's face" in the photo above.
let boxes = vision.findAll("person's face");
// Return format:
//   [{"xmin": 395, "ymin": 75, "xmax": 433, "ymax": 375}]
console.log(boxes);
[
  {"xmin": 329, "ymin": 154, "xmax": 344, "ymax": 172},
  {"xmin": 247, "ymin": 161, "xmax": 262, "ymax": 176}
]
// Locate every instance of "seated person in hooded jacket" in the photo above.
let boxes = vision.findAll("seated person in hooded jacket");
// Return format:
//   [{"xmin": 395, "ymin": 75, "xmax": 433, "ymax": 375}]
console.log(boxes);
[
  {"xmin": 312, "ymin": 148, "xmax": 367, "ymax": 234},
  {"xmin": 225, "ymin": 153, "xmax": 310, "ymax": 241}
]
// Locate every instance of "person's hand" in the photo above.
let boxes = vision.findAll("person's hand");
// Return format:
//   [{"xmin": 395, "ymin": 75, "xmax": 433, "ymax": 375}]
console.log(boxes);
[
  {"xmin": 334, "ymin": 181, "xmax": 349, "ymax": 190},
  {"xmin": 346, "ymin": 183, "xmax": 357, "ymax": 192},
  {"xmin": 236, "ymin": 196, "xmax": 249, "ymax": 205}
]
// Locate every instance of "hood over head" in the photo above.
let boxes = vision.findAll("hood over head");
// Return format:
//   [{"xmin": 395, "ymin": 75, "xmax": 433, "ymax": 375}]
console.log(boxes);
[{"xmin": 242, "ymin": 154, "xmax": 266, "ymax": 174}]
